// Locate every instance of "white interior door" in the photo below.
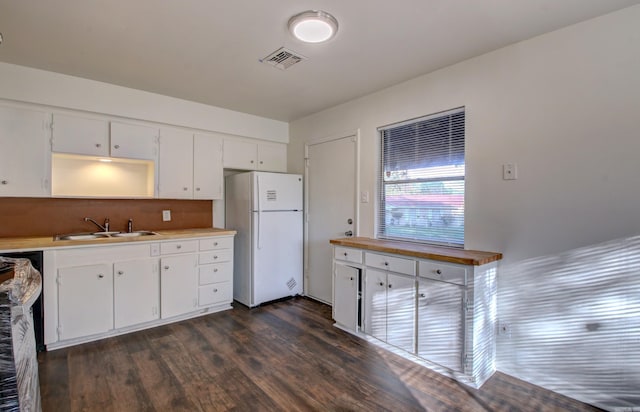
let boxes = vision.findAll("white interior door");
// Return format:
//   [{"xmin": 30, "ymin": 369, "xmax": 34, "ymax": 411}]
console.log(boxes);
[{"xmin": 306, "ymin": 133, "xmax": 358, "ymax": 304}]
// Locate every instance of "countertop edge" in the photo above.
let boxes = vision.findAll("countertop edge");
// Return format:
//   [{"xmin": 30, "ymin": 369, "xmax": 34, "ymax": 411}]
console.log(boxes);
[
  {"xmin": 330, "ymin": 237, "xmax": 502, "ymax": 266},
  {"xmin": 0, "ymin": 228, "xmax": 237, "ymax": 252}
]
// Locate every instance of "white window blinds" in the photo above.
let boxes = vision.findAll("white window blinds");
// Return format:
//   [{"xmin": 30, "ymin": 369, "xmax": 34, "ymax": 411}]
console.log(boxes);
[{"xmin": 378, "ymin": 107, "xmax": 465, "ymax": 247}]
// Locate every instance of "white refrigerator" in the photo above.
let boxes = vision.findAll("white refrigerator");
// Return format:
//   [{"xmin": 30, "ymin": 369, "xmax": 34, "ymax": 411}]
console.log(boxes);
[{"xmin": 225, "ymin": 171, "xmax": 303, "ymax": 307}]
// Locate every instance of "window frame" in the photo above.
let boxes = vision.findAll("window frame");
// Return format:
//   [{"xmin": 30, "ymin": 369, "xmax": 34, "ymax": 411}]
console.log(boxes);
[{"xmin": 377, "ymin": 107, "xmax": 465, "ymax": 248}]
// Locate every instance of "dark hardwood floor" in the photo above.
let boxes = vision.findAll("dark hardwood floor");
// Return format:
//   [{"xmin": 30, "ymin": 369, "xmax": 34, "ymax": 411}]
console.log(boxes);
[{"xmin": 38, "ymin": 297, "xmax": 602, "ymax": 411}]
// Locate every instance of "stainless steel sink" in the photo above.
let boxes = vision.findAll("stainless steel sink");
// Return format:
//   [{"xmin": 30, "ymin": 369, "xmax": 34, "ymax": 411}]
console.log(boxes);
[
  {"xmin": 55, "ymin": 233, "xmax": 111, "ymax": 241},
  {"xmin": 55, "ymin": 230, "xmax": 158, "ymax": 241},
  {"xmin": 111, "ymin": 231, "xmax": 158, "ymax": 237}
]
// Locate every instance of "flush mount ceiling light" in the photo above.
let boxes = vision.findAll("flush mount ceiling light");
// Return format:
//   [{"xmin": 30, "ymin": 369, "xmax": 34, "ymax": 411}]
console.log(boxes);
[{"xmin": 288, "ymin": 10, "xmax": 338, "ymax": 43}]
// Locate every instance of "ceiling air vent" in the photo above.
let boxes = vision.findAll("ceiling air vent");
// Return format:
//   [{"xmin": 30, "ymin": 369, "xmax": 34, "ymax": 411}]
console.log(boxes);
[{"xmin": 260, "ymin": 47, "xmax": 306, "ymax": 70}]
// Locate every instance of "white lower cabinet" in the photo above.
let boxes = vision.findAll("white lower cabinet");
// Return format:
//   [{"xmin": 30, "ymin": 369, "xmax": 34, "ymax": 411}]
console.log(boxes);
[
  {"xmin": 364, "ymin": 269, "xmax": 415, "ymax": 353},
  {"xmin": 160, "ymin": 254, "xmax": 198, "ymax": 318},
  {"xmin": 44, "ymin": 234, "xmax": 234, "ymax": 349},
  {"xmin": 331, "ymin": 242, "xmax": 498, "ymax": 388},
  {"xmin": 114, "ymin": 259, "xmax": 160, "ymax": 329},
  {"xmin": 57, "ymin": 264, "xmax": 113, "ymax": 341},
  {"xmin": 417, "ymin": 278, "xmax": 465, "ymax": 372},
  {"xmin": 333, "ymin": 263, "xmax": 359, "ymax": 331}
]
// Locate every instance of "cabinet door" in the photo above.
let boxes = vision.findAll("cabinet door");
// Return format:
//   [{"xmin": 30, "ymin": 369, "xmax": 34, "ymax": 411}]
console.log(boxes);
[
  {"xmin": 160, "ymin": 254, "xmax": 198, "ymax": 319},
  {"xmin": 158, "ymin": 128, "xmax": 193, "ymax": 198},
  {"xmin": 223, "ymin": 139, "xmax": 257, "ymax": 170},
  {"xmin": 0, "ymin": 105, "xmax": 51, "ymax": 197},
  {"xmin": 333, "ymin": 263, "xmax": 359, "ymax": 331},
  {"xmin": 114, "ymin": 259, "xmax": 160, "ymax": 329},
  {"xmin": 417, "ymin": 279, "xmax": 465, "ymax": 372},
  {"xmin": 57, "ymin": 264, "xmax": 113, "ymax": 341},
  {"xmin": 364, "ymin": 269, "xmax": 387, "ymax": 341},
  {"xmin": 51, "ymin": 113, "xmax": 109, "ymax": 156},
  {"xmin": 386, "ymin": 273, "xmax": 416, "ymax": 353},
  {"xmin": 257, "ymin": 143, "xmax": 287, "ymax": 172},
  {"xmin": 193, "ymin": 133, "xmax": 223, "ymax": 199},
  {"xmin": 110, "ymin": 121, "xmax": 158, "ymax": 160}
]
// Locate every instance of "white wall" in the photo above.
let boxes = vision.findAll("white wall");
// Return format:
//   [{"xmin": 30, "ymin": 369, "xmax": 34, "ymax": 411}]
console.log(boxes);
[
  {"xmin": 289, "ymin": 5, "xmax": 640, "ymax": 410},
  {"xmin": 0, "ymin": 62, "xmax": 288, "ymax": 143}
]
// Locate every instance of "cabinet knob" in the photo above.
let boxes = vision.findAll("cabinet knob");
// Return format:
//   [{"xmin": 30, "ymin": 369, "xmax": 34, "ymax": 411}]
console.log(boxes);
[
  {"xmin": 114, "ymin": 144, "xmax": 120, "ymax": 149},
  {"xmin": 250, "ymin": 160, "xmax": 254, "ymax": 164},
  {"xmin": 213, "ymin": 268, "xmax": 218, "ymax": 273},
  {"xmin": 213, "ymin": 288, "xmax": 218, "ymax": 293},
  {"xmin": 196, "ymin": 187, "xmax": 201, "ymax": 191},
  {"xmin": 95, "ymin": 143, "xmax": 102, "ymax": 148},
  {"xmin": 98, "ymin": 274, "xmax": 104, "ymax": 279},
  {"xmin": 343, "ymin": 252, "xmax": 348, "ymax": 257},
  {"xmin": 384, "ymin": 262, "xmax": 389, "ymax": 266},
  {"xmin": 436, "ymin": 269, "xmax": 442, "ymax": 275},
  {"xmin": 379, "ymin": 282, "xmax": 384, "ymax": 286},
  {"xmin": 183, "ymin": 187, "xmax": 188, "ymax": 191},
  {"xmin": 176, "ymin": 245, "xmax": 182, "ymax": 249},
  {"xmin": 117, "ymin": 270, "xmax": 124, "ymax": 275},
  {"xmin": 164, "ymin": 266, "xmax": 170, "ymax": 270},
  {"xmin": 388, "ymin": 284, "xmax": 392, "ymax": 288},
  {"xmin": 420, "ymin": 293, "xmax": 426, "ymax": 298},
  {"xmin": 1, "ymin": 180, "xmax": 7, "ymax": 185},
  {"xmin": 214, "ymin": 242, "xmax": 218, "ymax": 246},
  {"xmin": 213, "ymin": 255, "xmax": 218, "ymax": 259},
  {"xmin": 349, "ymin": 277, "xmax": 354, "ymax": 281},
  {"xmin": 260, "ymin": 161, "xmax": 263, "ymax": 164}
]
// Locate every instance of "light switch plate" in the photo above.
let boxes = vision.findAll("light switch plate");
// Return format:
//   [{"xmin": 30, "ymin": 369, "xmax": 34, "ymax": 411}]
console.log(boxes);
[
  {"xmin": 162, "ymin": 210, "xmax": 171, "ymax": 221},
  {"xmin": 503, "ymin": 163, "xmax": 517, "ymax": 180}
]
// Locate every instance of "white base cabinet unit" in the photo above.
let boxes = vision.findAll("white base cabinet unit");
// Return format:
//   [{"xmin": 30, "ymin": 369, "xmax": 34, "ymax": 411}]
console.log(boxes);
[
  {"xmin": 330, "ymin": 237, "xmax": 501, "ymax": 389},
  {"xmin": 43, "ymin": 234, "xmax": 234, "ymax": 350}
]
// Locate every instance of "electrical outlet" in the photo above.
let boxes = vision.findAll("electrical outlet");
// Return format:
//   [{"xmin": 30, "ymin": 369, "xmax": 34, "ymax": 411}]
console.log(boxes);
[
  {"xmin": 162, "ymin": 210, "xmax": 171, "ymax": 222},
  {"xmin": 498, "ymin": 321, "xmax": 511, "ymax": 337},
  {"xmin": 503, "ymin": 163, "xmax": 518, "ymax": 180},
  {"xmin": 360, "ymin": 191, "xmax": 370, "ymax": 203}
]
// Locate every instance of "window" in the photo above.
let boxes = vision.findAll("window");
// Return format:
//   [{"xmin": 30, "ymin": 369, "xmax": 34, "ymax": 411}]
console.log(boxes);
[{"xmin": 378, "ymin": 107, "xmax": 465, "ymax": 247}]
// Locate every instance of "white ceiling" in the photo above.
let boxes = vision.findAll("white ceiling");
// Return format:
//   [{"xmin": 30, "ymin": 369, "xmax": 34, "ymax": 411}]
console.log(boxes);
[{"xmin": 0, "ymin": 1, "xmax": 638, "ymax": 122}]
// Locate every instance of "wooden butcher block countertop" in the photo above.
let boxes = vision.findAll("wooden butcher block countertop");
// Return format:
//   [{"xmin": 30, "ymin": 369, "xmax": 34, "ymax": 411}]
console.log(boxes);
[
  {"xmin": 0, "ymin": 228, "xmax": 236, "ymax": 252},
  {"xmin": 330, "ymin": 237, "xmax": 502, "ymax": 266}
]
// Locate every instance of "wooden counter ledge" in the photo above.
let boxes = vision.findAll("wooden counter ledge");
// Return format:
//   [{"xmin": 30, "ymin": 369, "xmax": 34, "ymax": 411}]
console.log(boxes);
[{"xmin": 330, "ymin": 237, "xmax": 502, "ymax": 266}]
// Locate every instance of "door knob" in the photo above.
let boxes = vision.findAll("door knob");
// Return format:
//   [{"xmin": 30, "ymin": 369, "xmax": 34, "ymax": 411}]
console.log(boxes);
[{"xmin": 344, "ymin": 230, "xmax": 353, "ymax": 237}]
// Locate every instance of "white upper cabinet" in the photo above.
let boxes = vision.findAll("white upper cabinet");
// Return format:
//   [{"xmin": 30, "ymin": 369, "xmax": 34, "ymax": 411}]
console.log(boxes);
[
  {"xmin": 193, "ymin": 133, "xmax": 223, "ymax": 199},
  {"xmin": 158, "ymin": 129, "xmax": 223, "ymax": 199},
  {"xmin": 0, "ymin": 104, "xmax": 51, "ymax": 197},
  {"xmin": 110, "ymin": 121, "xmax": 158, "ymax": 160},
  {"xmin": 158, "ymin": 128, "xmax": 193, "ymax": 199},
  {"xmin": 257, "ymin": 142, "xmax": 287, "ymax": 172},
  {"xmin": 51, "ymin": 114, "xmax": 158, "ymax": 160},
  {"xmin": 223, "ymin": 138, "xmax": 286, "ymax": 172},
  {"xmin": 51, "ymin": 113, "xmax": 109, "ymax": 156}
]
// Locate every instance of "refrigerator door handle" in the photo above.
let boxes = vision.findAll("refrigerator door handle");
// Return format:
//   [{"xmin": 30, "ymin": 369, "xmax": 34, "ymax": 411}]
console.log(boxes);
[{"xmin": 257, "ymin": 174, "xmax": 262, "ymax": 250}]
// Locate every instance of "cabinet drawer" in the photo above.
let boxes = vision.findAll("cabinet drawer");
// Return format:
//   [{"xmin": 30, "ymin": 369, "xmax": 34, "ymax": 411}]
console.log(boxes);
[
  {"xmin": 199, "ymin": 262, "xmax": 232, "ymax": 285},
  {"xmin": 160, "ymin": 240, "xmax": 198, "ymax": 255},
  {"xmin": 199, "ymin": 249, "xmax": 232, "ymax": 265},
  {"xmin": 198, "ymin": 282, "xmax": 232, "ymax": 306},
  {"xmin": 365, "ymin": 252, "xmax": 415, "ymax": 276},
  {"xmin": 418, "ymin": 260, "xmax": 467, "ymax": 285},
  {"xmin": 199, "ymin": 237, "xmax": 233, "ymax": 251},
  {"xmin": 334, "ymin": 247, "xmax": 363, "ymax": 264}
]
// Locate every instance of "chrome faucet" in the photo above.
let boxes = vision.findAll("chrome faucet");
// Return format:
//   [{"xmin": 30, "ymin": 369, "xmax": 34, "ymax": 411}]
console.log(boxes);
[{"xmin": 84, "ymin": 217, "xmax": 110, "ymax": 232}]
